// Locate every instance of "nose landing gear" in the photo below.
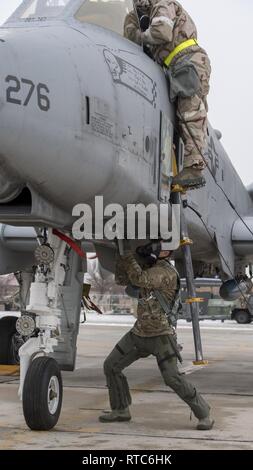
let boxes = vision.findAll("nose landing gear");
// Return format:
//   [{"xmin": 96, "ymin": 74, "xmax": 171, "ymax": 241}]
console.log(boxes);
[{"xmin": 18, "ymin": 228, "xmax": 71, "ymax": 430}]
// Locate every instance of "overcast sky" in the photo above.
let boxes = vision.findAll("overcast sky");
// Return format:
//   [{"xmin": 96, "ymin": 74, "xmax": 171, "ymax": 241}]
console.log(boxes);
[{"xmin": 0, "ymin": 0, "xmax": 252, "ymax": 186}]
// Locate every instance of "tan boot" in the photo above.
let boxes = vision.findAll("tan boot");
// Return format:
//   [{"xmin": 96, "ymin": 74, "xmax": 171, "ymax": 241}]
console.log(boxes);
[
  {"xmin": 196, "ymin": 415, "xmax": 214, "ymax": 430},
  {"xmin": 99, "ymin": 408, "xmax": 131, "ymax": 423},
  {"xmin": 172, "ymin": 167, "xmax": 206, "ymax": 190}
]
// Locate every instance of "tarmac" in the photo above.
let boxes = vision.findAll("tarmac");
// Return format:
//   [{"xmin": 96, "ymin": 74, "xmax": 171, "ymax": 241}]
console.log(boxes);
[{"xmin": 0, "ymin": 313, "xmax": 253, "ymax": 450}]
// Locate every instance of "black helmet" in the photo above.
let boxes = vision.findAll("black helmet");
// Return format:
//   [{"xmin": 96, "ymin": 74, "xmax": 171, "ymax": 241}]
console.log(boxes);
[{"xmin": 136, "ymin": 241, "xmax": 161, "ymax": 266}]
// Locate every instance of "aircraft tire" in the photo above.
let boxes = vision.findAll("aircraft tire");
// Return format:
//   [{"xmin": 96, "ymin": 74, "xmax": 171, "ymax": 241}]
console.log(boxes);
[
  {"xmin": 23, "ymin": 356, "xmax": 63, "ymax": 431},
  {"xmin": 0, "ymin": 316, "xmax": 20, "ymax": 365},
  {"xmin": 234, "ymin": 309, "xmax": 251, "ymax": 324}
]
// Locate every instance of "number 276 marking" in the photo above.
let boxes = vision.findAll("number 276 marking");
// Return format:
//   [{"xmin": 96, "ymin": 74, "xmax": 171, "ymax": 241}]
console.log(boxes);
[{"xmin": 6, "ymin": 75, "xmax": 50, "ymax": 112}]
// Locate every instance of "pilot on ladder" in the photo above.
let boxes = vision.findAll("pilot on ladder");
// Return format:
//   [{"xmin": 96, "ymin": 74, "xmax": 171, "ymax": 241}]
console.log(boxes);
[
  {"xmin": 124, "ymin": 0, "xmax": 211, "ymax": 190},
  {"xmin": 99, "ymin": 241, "xmax": 214, "ymax": 430}
]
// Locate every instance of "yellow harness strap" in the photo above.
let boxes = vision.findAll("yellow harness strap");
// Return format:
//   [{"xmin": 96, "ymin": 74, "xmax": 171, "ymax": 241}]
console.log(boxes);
[{"xmin": 164, "ymin": 39, "xmax": 198, "ymax": 67}]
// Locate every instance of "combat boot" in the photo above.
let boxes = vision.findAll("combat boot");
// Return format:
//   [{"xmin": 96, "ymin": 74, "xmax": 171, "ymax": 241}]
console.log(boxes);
[
  {"xmin": 172, "ymin": 167, "xmax": 206, "ymax": 190},
  {"xmin": 99, "ymin": 408, "xmax": 131, "ymax": 423},
  {"xmin": 196, "ymin": 415, "xmax": 214, "ymax": 431}
]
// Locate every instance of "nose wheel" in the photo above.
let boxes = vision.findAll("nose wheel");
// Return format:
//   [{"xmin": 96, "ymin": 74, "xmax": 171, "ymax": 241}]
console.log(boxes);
[{"xmin": 22, "ymin": 356, "xmax": 63, "ymax": 430}]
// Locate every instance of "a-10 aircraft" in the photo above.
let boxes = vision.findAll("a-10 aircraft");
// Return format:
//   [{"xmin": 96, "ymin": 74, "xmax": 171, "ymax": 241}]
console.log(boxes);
[{"xmin": 0, "ymin": 0, "xmax": 253, "ymax": 431}]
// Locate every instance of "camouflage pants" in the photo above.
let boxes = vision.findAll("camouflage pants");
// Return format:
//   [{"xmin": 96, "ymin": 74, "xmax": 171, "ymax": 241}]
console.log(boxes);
[
  {"xmin": 103, "ymin": 330, "xmax": 210, "ymax": 419},
  {"xmin": 176, "ymin": 50, "xmax": 211, "ymax": 168}
]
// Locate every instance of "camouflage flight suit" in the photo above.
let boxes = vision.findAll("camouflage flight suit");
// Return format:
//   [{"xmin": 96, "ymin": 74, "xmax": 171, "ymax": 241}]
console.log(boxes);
[
  {"xmin": 103, "ymin": 252, "xmax": 210, "ymax": 420},
  {"xmin": 124, "ymin": 0, "xmax": 211, "ymax": 168}
]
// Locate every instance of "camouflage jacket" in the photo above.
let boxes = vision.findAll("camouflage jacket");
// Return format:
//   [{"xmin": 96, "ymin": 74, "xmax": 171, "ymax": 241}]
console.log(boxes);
[
  {"xmin": 124, "ymin": 0, "xmax": 210, "ymax": 69},
  {"xmin": 116, "ymin": 252, "xmax": 178, "ymax": 337}
]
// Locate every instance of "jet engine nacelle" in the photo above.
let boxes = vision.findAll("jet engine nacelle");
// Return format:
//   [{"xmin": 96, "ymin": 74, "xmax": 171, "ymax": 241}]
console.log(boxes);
[{"xmin": 220, "ymin": 278, "xmax": 252, "ymax": 301}]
